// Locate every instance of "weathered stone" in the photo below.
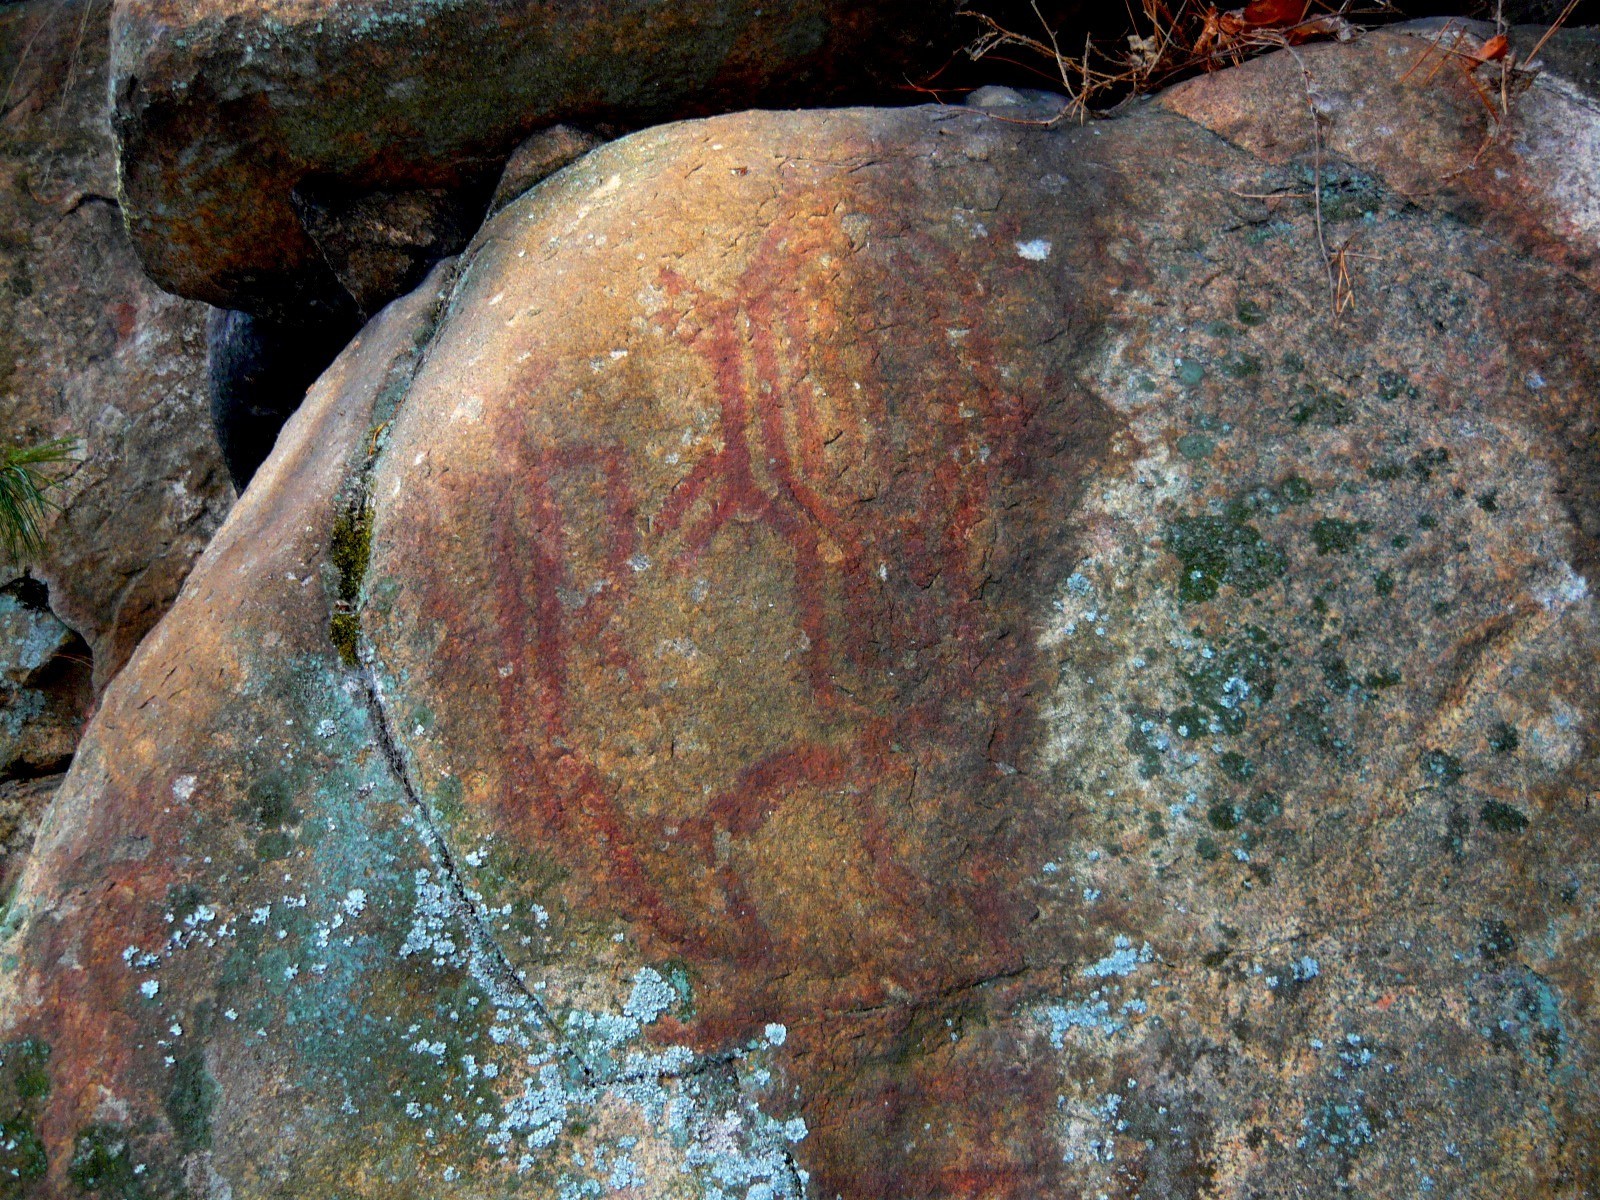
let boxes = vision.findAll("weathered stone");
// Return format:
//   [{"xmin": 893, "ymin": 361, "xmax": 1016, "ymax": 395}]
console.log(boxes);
[
  {"xmin": 0, "ymin": 0, "xmax": 232, "ymax": 698},
  {"xmin": 0, "ymin": 579, "xmax": 90, "ymax": 785},
  {"xmin": 292, "ymin": 182, "xmax": 485, "ymax": 320},
  {"xmin": 4, "ymin": 24, "xmax": 1600, "ymax": 1198},
  {"xmin": 489, "ymin": 124, "xmax": 608, "ymax": 217},
  {"xmin": 110, "ymin": 0, "xmax": 966, "ymax": 322},
  {"xmin": 0, "ymin": 774, "xmax": 62, "ymax": 907}
]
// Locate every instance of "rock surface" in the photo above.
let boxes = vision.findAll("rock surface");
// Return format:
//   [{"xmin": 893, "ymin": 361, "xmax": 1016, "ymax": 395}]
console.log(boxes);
[
  {"xmin": 0, "ymin": 0, "xmax": 232, "ymax": 686},
  {"xmin": 0, "ymin": 579, "xmax": 90, "ymax": 784},
  {"xmin": 0, "ymin": 0, "xmax": 232, "ymax": 879},
  {"xmin": 3, "ymin": 24, "xmax": 1600, "ymax": 1198},
  {"xmin": 110, "ymin": 0, "xmax": 966, "ymax": 323}
]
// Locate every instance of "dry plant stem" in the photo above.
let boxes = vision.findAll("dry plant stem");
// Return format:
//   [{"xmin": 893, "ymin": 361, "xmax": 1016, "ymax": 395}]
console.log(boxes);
[
  {"xmin": 1283, "ymin": 44, "xmax": 1345, "ymax": 316},
  {"xmin": 1033, "ymin": 0, "xmax": 1069, "ymax": 91},
  {"xmin": 1422, "ymin": 1, "xmax": 1576, "ymax": 184},
  {"xmin": 33, "ymin": 0, "xmax": 97, "ymax": 203}
]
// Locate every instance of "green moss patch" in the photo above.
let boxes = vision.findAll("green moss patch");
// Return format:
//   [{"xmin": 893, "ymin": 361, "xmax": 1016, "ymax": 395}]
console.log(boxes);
[{"xmin": 329, "ymin": 504, "xmax": 374, "ymax": 666}]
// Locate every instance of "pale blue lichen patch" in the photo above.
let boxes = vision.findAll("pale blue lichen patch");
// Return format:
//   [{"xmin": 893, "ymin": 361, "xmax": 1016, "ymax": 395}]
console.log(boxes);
[
  {"xmin": 622, "ymin": 968, "xmax": 675, "ymax": 1025},
  {"xmin": 1080, "ymin": 935, "xmax": 1154, "ymax": 979}
]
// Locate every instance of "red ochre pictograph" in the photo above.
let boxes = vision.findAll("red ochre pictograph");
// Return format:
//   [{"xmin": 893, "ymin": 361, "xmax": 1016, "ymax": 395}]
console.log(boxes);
[{"xmin": 404, "ymin": 199, "xmax": 1107, "ymax": 1062}]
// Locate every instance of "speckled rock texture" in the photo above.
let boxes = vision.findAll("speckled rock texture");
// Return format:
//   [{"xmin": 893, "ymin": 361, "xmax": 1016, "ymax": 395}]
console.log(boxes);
[
  {"xmin": 0, "ymin": 0, "xmax": 232, "ymax": 691},
  {"xmin": 3, "ymin": 23, "xmax": 1599, "ymax": 1198},
  {"xmin": 0, "ymin": 0, "xmax": 232, "ymax": 891},
  {"xmin": 109, "ymin": 0, "xmax": 966, "ymax": 323}
]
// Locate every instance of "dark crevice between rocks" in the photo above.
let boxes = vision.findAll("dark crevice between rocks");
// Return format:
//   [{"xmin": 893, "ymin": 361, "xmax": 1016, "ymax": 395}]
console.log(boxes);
[
  {"xmin": 0, "ymin": 574, "xmax": 92, "ymax": 780},
  {"xmin": 207, "ymin": 307, "xmax": 362, "ymax": 491},
  {"xmin": 210, "ymin": 122, "xmax": 609, "ymax": 493}
]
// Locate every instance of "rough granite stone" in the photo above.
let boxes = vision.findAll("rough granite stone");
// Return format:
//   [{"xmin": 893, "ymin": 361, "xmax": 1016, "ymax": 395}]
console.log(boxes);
[
  {"xmin": 0, "ymin": 0, "xmax": 232, "ymax": 891},
  {"xmin": 109, "ymin": 0, "xmax": 967, "ymax": 322},
  {"xmin": 0, "ymin": 580, "xmax": 89, "ymax": 784},
  {"xmin": 2, "ymin": 24, "xmax": 1599, "ymax": 1198},
  {"xmin": 0, "ymin": 0, "xmax": 232, "ymax": 691}
]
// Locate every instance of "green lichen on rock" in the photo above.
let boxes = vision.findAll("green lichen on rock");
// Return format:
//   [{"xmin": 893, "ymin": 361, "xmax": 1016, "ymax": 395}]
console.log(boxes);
[
  {"xmin": 1165, "ymin": 515, "xmax": 1287, "ymax": 604},
  {"xmin": 0, "ymin": 1037, "xmax": 49, "ymax": 1194},
  {"xmin": 164, "ymin": 1048, "xmax": 217, "ymax": 1152},
  {"xmin": 1311, "ymin": 518, "xmax": 1369, "ymax": 556},
  {"xmin": 0, "ymin": 1038, "xmax": 49, "ymax": 1106},
  {"xmin": 1289, "ymin": 388, "xmax": 1353, "ymax": 427},
  {"xmin": 1420, "ymin": 749, "xmax": 1464, "ymax": 787},
  {"xmin": 1481, "ymin": 800, "xmax": 1530, "ymax": 834},
  {"xmin": 1179, "ymin": 627, "xmax": 1277, "ymax": 734},
  {"xmin": 1207, "ymin": 801, "xmax": 1242, "ymax": 831},
  {"xmin": 0, "ymin": 1115, "xmax": 46, "ymax": 1195},
  {"xmin": 1124, "ymin": 707, "xmax": 1170, "ymax": 779},
  {"xmin": 67, "ymin": 1125, "xmax": 145, "ymax": 1197}
]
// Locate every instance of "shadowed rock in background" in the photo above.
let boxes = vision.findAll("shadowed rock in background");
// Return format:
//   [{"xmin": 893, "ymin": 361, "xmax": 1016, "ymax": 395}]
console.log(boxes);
[{"xmin": 109, "ymin": 0, "xmax": 974, "ymax": 324}]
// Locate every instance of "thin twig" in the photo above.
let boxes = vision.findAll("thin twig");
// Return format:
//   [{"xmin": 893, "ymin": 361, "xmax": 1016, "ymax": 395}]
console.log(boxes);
[
  {"xmin": 0, "ymin": 0, "xmax": 59, "ymax": 117},
  {"xmin": 1283, "ymin": 44, "xmax": 1342, "ymax": 316}
]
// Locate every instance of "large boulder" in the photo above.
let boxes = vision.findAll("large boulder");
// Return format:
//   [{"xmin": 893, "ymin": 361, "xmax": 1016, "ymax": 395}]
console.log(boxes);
[
  {"xmin": 3, "ymin": 23, "xmax": 1600, "ymax": 1197},
  {"xmin": 110, "ymin": 0, "xmax": 969, "ymax": 324},
  {"xmin": 0, "ymin": 0, "xmax": 232, "ymax": 876}
]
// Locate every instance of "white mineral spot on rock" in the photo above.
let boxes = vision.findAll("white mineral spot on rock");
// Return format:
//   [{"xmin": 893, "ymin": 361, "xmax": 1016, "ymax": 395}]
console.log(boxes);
[
  {"xmin": 764, "ymin": 1022, "xmax": 787, "ymax": 1046},
  {"xmin": 171, "ymin": 775, "xmax": 197, "ymax": 801},
  {"xmin": 1016, "ymin": 239, "xmax": 1053, "ymax": 261}
]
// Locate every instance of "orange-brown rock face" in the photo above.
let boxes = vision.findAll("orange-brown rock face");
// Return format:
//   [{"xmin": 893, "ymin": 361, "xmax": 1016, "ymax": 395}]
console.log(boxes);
[
  {"xmin": 0, "ymin": 0, "xmax": 232, "ymax": 888},
  {"xmin": 3, "ymin": 27, "xmax": 1600, "ymax": 1199},
  {"xmin": 109, "ymin": 0, "xmax": 967, "ymax": 322},
  {"xmin": 1, "ymin": 0, "xmax": 231, "ymax": 691}
]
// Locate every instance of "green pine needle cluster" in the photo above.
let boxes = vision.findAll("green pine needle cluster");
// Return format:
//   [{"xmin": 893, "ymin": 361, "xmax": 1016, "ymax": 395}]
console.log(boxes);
[{"xmin": 0, "ymin": 438, "xmax": 77, "ymax": 562}]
